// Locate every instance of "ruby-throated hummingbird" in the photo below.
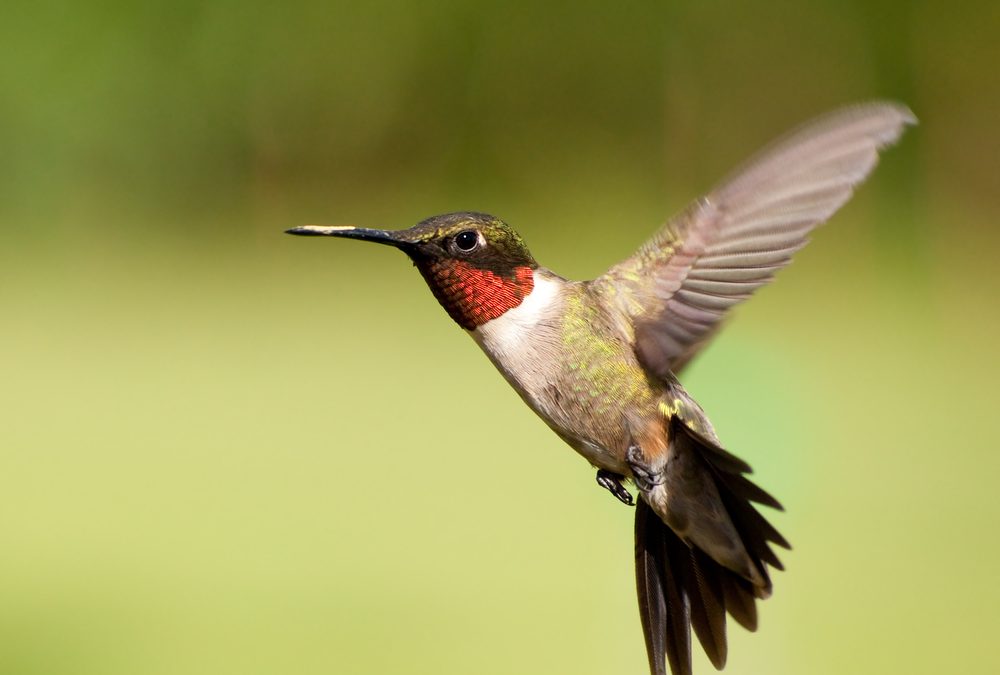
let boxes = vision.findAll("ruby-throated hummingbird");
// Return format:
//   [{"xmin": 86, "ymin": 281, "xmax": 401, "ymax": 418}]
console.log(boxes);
[{"xmin": 287, "ymin": 102, "xmax": 914, "ymax": 675}]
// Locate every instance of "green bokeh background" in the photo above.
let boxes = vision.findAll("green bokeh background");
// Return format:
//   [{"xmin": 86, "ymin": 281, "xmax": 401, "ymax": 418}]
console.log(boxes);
[{"xmin": 3, "ymin": 2, "xmax": 998, "ymax": 674}]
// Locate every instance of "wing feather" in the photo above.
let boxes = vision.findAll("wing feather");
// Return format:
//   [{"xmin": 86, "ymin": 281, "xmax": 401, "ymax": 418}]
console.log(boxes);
[{"xmin": 594, "ymin": 101, "xmax": 915, "ymax": 374}]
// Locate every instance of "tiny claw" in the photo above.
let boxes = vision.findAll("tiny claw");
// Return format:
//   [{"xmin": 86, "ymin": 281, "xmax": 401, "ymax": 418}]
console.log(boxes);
[
  {"xmin": 596, "ymin": 469, "xmax": 634, "ymax": 506},
  {"xmin": 627, "ymin": 444, "xmax": 665, "ymax": 492}
]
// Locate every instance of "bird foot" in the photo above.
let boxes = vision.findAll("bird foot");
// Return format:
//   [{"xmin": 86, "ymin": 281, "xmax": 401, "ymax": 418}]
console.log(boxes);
[
  {"xmin": 596, "ymin": 469, "xmax": 634, "ymax": 506},
  {"xmin": 626, "ymin": 445, "xmax": 665, "ymax": 492}
]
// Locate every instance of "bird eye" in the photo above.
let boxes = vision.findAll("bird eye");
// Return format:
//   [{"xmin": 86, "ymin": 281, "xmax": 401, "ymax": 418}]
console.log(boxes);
[{"xmin": 454, "ymin": 230, "xmax": 480, "ymax": 252}]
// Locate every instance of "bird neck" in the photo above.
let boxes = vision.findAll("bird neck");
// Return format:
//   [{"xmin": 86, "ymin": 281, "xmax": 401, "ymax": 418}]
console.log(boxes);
[{"xmin": 417, "ymin": 259, "xmax": 537, "ymax": 330}]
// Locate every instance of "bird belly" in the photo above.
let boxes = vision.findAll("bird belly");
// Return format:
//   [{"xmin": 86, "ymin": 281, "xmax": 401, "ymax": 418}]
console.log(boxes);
[
  {"xmin": 469, "ymin": 331, "xmax": 632, "ymax": 474},
  {"xmin": 469, "ymin": 274, "xmax": 647, "ymax": 475},
  {"xmin": 481, "ymin": 351, "xmax": 628, "ymax": 473},
  {"xmin": 557, "ymin": 431, "xmax": 628, "ymax": 474}
]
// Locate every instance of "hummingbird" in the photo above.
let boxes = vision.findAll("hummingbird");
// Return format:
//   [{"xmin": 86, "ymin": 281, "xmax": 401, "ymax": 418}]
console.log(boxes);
[{"xmin": 287, "ymin": 102, "xmax": 914, "ymax": 675}]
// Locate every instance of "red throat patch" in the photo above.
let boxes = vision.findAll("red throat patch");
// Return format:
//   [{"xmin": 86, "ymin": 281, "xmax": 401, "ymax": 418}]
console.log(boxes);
[{"xmin": 420, "ymin": 261, "xmax": 535, "ymax": 329}]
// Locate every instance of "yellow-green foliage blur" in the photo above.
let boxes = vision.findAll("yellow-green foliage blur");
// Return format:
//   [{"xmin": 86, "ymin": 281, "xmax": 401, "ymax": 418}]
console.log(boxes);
[{"xmin": 2, "ymin": 2, "xmax": 998, "ymax": 674}]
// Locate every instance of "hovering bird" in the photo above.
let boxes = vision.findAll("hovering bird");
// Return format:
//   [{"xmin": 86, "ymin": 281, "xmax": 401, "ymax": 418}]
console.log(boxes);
[{"xmin": 287, "ymin": 102, "xmax": 914, "ymax": 675}]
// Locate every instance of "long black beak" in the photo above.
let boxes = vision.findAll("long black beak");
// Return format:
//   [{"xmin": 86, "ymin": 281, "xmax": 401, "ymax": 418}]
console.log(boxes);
[{"xmin": 285, "ymin": 225, "xmax": 412, "ymax": 250}]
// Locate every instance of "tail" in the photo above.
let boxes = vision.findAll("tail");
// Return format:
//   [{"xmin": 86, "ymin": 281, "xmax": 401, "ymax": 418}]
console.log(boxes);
[{"xmin": 634, "ymin": 421, "xmax": 789, "ymax": 675}]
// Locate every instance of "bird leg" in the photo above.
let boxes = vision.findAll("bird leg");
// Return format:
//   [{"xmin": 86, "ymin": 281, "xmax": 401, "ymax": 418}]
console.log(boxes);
[
  {"xmin": 596, "ymin": 469, "xmax": 634, "ymax": 506},
  {"xmin": 627, "ymin": 444, "xmax": 666, "ymax": 493}
]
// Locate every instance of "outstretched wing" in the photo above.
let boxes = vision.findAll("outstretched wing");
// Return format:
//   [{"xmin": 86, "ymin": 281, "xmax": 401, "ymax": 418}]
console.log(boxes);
[{"xmin": 593, "ymin": 102, "xmax": 916, "ymax": 374}]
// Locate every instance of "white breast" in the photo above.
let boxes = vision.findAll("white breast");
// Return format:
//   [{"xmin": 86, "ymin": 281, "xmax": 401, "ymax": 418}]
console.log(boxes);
[
  {"xmin": 469, "ymin": 271, "xmax": 564, "ymax": 401},
  {"xmin": 469, "ymin": 272, "xmax": 625, "ymax": 473},
  {"xmin": 470, "ymin": 271, "xmax": 561, "ymax": 359}
]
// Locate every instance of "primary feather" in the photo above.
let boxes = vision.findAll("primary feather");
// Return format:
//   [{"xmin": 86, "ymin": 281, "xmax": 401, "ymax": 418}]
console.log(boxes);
[{"xmin": 595, "ymin": 102, "xmax": 916, "ymax": 374}]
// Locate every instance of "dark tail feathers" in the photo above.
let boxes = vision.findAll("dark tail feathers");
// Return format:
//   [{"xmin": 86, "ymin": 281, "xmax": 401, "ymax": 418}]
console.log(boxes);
[{"xmin": 634, "ymin": 426, "xmax": 789, "ymax": 675}]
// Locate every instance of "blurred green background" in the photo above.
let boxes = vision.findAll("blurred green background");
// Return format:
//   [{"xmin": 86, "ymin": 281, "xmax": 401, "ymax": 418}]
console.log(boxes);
[{"xmin": 2, "ymin": 1, "xmax": 999, "ymax": 674}]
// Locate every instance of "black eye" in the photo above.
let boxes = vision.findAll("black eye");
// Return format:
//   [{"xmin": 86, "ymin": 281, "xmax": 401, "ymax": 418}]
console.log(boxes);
[{"xmin": 454, "ymin": 230, "xmax": 479, "ymax": 252}]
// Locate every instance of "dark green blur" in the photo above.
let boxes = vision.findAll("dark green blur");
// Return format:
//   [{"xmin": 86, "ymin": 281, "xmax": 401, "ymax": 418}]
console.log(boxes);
[{"xmin": 2, "ymin": 2, "xmax": 998, "ymax": 674}]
